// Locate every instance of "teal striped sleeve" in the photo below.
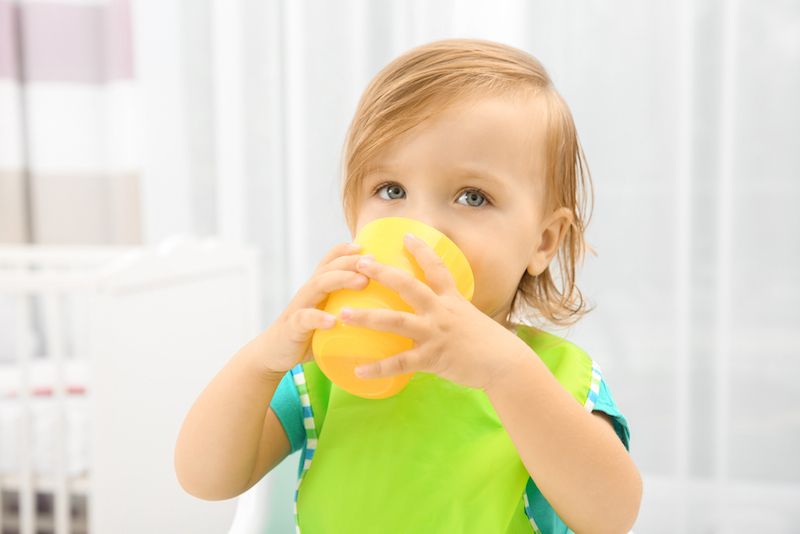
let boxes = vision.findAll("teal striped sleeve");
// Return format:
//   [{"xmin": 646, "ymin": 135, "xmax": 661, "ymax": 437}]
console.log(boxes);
[
  {"xmin": 591, "ymin": 377, "xmax": 630, "ymax": 451},
  {"xmin": 525, "ymin": 375, "xmax": 631, "ymax": 533},
  {"xmin": 268, "ymin": 370, "xmax": 305, "ymax": 453}
]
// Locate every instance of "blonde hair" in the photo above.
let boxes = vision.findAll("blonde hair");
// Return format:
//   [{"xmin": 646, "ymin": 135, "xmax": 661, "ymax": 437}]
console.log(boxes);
[{"xmin": 339, "ymin": 38, "xmax": 595, "ymax": 328}]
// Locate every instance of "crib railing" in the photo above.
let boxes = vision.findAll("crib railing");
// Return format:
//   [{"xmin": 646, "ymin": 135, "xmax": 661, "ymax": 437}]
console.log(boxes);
[
  {"xmin": 0, "ymin": 246, "xmax": 134, "ymax": 534},
  {"xmin": 0, "ymin": 237, "xmax": 258, "ymax": 534}
]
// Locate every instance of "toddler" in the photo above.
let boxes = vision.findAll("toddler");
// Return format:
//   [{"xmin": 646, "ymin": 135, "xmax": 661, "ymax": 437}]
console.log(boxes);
[{"xmin": 175, "ymin": 38, "xmax": 642, "ymax": 533}]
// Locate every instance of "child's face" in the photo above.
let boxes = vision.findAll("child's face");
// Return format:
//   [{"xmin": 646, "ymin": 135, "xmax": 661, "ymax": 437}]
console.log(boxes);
[{"xmin": 352, "ymin": 93, "xmax": 570, "ymax": 329}]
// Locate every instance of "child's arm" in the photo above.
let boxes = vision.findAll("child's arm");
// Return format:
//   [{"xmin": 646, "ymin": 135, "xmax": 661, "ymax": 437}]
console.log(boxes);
[
  {"xmin": 174, "ymin": 241, "xmax": 368, "ymax": 501},
  {"xmin": 485, "ymin": 344, "xmax": 642, "ymax": 534},
  {"xmin": 173, "ymin": 330, "xmax": 291, "ymax": 501}
]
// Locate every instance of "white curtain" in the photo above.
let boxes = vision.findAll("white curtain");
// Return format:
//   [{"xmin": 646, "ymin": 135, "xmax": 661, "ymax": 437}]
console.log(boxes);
[
  {"xmin": 0, "ymin": 0, "xmax": 140, "ymax": 244},
  {"xmin": 4, "ymin": 0, "xmax": 798, "ymax": 531}
]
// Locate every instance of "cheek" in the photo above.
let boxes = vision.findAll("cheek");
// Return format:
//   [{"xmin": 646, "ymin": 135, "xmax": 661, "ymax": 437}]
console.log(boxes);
[
  {"xmin": 348, "ymin": 191, "xmax": 377, "ymax": 231},
  {"xmin": 452, "ymin": 232, "xmax": 493, "ymax": 273},
  {"xmin": 458, "ymin": 247, "xmax": 490, "ymax": 290},
  {"xmin": 458, "ymin": 243, "xmax": 521, "ymax": 298},
  {"xmin": 352, "ymin": 206, "xmax": 378, "ymax": 236},
  {"xmin": 462, "ymin": 257, "xmax": 495, "ymax": 311}
]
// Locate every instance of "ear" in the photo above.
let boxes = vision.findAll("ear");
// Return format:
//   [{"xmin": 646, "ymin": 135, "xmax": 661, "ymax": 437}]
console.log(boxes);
[{"xmin": 526, "ymin": 207, "xmax": 573, "ymax": 276}]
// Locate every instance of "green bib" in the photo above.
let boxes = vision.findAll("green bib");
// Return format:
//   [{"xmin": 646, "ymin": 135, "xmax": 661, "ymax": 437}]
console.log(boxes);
[{"xmin": 290, "ymin": 324, "xmax": 600, "ymax": 533}]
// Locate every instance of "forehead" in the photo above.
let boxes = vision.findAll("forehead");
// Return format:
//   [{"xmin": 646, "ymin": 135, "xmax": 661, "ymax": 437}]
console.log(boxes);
[{"xmin": 362, "ymin": 92, "xmax": 548, "ymax": 191}]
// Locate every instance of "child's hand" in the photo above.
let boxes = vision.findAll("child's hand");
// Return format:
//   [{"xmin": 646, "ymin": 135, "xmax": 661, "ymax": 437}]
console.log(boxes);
[
  {"xmin": 341, "ymin": 233, "xmax": 526, "ymax": 392},
  {"xmin": 261, "ymin": 242, "xmax": 370, "ymax": 377}
]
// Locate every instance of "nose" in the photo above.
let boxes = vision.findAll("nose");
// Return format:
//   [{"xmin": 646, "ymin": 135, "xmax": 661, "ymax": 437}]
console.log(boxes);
[{"xmin": 400, "ymin": 209, "xmax": 455, "ymax": 244}]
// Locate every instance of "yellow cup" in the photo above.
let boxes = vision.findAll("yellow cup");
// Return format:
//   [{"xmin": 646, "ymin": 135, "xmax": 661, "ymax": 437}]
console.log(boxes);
[{"xmin": 311, "ymin": 216, "xmax": 475, "ymax": 399}]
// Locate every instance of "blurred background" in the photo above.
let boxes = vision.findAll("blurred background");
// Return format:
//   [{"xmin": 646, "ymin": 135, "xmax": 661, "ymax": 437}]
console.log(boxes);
[{"xmin": 1, "ymin": 0, "xmax": 798, "ymax": 532}]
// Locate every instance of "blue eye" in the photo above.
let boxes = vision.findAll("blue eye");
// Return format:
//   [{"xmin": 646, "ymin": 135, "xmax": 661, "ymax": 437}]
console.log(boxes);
[
  {"xmin": 457, "ymin": 189, "xmax": 489, "ymax": 208},
  {"xmin": 375, "ymin": 182, "xmax": 406, "ymax": 200},
  {"xmin": 372, "ymin": 181, "xmax": 491, "ymax": 207}
]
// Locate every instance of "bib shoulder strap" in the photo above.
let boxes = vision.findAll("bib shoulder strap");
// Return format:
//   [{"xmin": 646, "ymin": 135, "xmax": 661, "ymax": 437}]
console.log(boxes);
[{"xmin": 514, "ymin": 325, "xmax": 603, "ymax": 411}]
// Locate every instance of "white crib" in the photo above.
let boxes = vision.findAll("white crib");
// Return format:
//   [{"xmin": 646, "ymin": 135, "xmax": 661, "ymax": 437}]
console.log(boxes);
[{"xmin": 0, "ymin": 236, "xmax": 260, "ymax": 534}]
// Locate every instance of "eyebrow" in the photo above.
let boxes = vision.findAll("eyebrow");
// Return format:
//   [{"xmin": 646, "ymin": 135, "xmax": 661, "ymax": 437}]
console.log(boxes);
[{"xmin": 364, "ymin": 164, "xmax": 510, "ymax": 192}]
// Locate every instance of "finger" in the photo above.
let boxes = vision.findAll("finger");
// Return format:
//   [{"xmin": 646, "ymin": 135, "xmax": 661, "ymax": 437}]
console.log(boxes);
[
  {"xmin": 310, "ymin": 269, "xmax": 370, "ymax": 306},
  {"xmin": 354, "ymin": 255, "xmax": 437, "ymax": 312},
  {"xmin": 338, "ymin": 306, "xmax": 423, "ymax": 338},
  {"xmin": 316, "ymin": 251, "xmax": 369, "ymax": 275},
  {"xmin": 402, "ymin": 233, "xmax": 459, "ymax": 295},
  {"xmin": 354, "ymin": 348, "xmax": 423, "ymax": 379},
  {"xmin": 314, "ymin": 242, "xmax": 363, "ymax": 272},
  {"xmin": 289, "ymin": 270, "xmax": 368, "ymax": 314},
  {"xmin": 288, "ymin": 308, "xmax": 338, "ymax": 339}
]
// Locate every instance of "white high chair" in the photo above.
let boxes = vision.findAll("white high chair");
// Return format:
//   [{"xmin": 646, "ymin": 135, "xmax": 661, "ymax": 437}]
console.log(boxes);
[
  {"xmin": 227, "ymin": 475, "xmax": 272, "ymax": 533},
  {"xmin": 228, "ymin": 452, "xmax": 300, "ymax": 533}
]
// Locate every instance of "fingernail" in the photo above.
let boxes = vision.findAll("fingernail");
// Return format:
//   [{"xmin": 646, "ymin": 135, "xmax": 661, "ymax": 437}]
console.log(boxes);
[
  {"xmin": 340, "ymin": 307, "xmax": 352, "ymax": 319},
  {"xmin": 349, "ymin": 243, "xmax": 362, "ymax": 249},
  {"xmin": 322, "ymin": 313, "xmax": 336, "ymax": 325},
  {"xmin": 355, "ymin": 366, "xmax": 369, "ymax": 377},
  {"xmin": 404, "ymin": 233, "xmax": 416, "ymax": 242},
  {"xmin": 357, "ymin": 255, "xmax": 374, "ymax": 268}
]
